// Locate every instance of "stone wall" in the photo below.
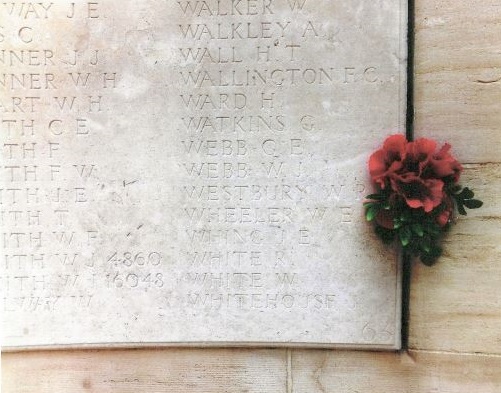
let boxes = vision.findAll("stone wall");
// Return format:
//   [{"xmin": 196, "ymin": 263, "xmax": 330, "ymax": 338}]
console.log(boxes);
[{"xmin": 3, "ymin": 0, "xmax": 501, "ymax": 391}]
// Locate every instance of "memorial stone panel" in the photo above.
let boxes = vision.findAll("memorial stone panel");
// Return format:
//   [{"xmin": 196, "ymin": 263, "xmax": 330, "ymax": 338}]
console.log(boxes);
[{"xmin": 1, "ymin": 0, "xmax": 407, "ymax": 349}]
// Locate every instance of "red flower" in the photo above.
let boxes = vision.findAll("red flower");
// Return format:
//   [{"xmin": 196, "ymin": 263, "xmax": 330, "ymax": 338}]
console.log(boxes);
[
  {"xmin": 428, "ymin": 143, "xmax": 463, "ymax": 182},
  {"xmin": 368, "ymin": 135, "xmax": 464, "ymax": 213},
  {"xmin": 366, "ymin": 135, "xmax": 481, "ymax": 265},
  {"xmin": 391, "ymin": 173, "xmax": 444, "ymax": 213},
  {"xmin": 404, "ymin": 138, "xmax": 437, "ymax": 176},
  {"xmin": 369, "ymin": 134, "xmax": 407, "ymax": 188}
]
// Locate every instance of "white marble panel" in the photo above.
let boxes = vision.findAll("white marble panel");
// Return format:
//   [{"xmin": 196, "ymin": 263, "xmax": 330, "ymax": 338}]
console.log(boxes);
[{"xmin": 0, "ymin": 0, "xmax": 406, "ymax": 349}]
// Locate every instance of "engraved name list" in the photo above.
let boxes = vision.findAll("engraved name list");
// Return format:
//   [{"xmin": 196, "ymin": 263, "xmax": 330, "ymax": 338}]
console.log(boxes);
[{"xmin": 1, "ymin": 0, "xmax": 406, "ymax": 349}]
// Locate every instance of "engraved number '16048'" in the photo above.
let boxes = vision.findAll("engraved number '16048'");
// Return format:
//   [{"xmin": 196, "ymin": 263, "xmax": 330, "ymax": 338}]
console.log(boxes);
[{"xmin": 106, "ymin": 272, "xmax": 164, "ymax": 288}]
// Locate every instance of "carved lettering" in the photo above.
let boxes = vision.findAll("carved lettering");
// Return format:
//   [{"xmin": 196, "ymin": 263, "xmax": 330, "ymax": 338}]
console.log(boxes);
[{"xmin": 1, "ymin": 0, "xmax": 403, "ymax": 349}]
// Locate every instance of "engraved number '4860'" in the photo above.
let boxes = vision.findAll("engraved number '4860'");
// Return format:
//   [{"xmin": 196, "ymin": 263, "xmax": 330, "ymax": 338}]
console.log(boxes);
[{"xmin": 107, "ymin": 251, "xmax": 162, "ymax": 266}]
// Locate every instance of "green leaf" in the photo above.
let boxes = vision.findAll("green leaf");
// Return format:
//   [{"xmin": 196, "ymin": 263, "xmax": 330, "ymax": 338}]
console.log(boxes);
[
  {"xmin": 463, "ymin": 199, "xmax": 483, "ymax": 209},
  {"xmin": 365, "ymin": 205, "xmax": 380, "ymax": 221},
  {"xmin": 420, "ymin": 236, "xmax": 432, "ymax": 252},
  {"xmin": 425, "ymin": 223, "xmax": 442, "ymax": 236},
  {"xmin": 365, "ymin": 193, "xmax": 384, "ymax": 201},
  {"xmin": 456, "ymin": 202, "xmax": 467, "ymax": 216},
  {"xmin": 375, "ymin": 226, "xmax": 395, "ymax": 244},
  {"xmin": 421, "ymin": 254, "xmax": 438, "ymax": 266},
  {"xmin": 460, "ymin": 187, "xmax": 475, "ymax": 199},
  {"xmin": 400, "ymin": 210, "xmax": 412, "ymax": 222},
  {"xmin": 411, "ymin": 223, "xmax": 424, "ymax": 237},
  {"xmin": 420, "ymin": 245, "xmax": 442, "ymax": 266},
  {"xmin": 399, "ymin": 226, "xmax": 412, "ymax": 247},
  {"xmin": 429, "ymin": 245, "xmax": 442, "ymax": 258}
]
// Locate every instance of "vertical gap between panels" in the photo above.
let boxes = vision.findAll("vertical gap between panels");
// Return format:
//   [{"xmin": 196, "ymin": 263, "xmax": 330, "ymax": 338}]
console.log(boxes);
[
  {"xmin": 401, "ymin": 0, "xmax": 415, "ymax": 352},
  {"xmin": 406, "ymin": 0, "xmax": 415, "ymax": 142}
]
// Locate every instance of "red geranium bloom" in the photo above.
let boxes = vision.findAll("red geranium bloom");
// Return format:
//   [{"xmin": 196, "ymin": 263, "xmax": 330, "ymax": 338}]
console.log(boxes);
[
  {"xmin": 369, "ymin": 134, "xmax": 407, "ymax": 188},
  {"xmin": 404, "ymin": 138, "xmax": 437, "ymax": 176},
  {"xmin": 368, "ymin": 135, "xmax": 461, "ymax": 212},
  {"xmin": 391, "ymin": 173, "xmax": 444, "ymax": 213},
  {"xmin": 365, "ymin": 135, "xmax": 482, "ymax": 265},
  {"xmin": 428, "ymin": 143, "xmax": 463, "ymax": 182}
]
